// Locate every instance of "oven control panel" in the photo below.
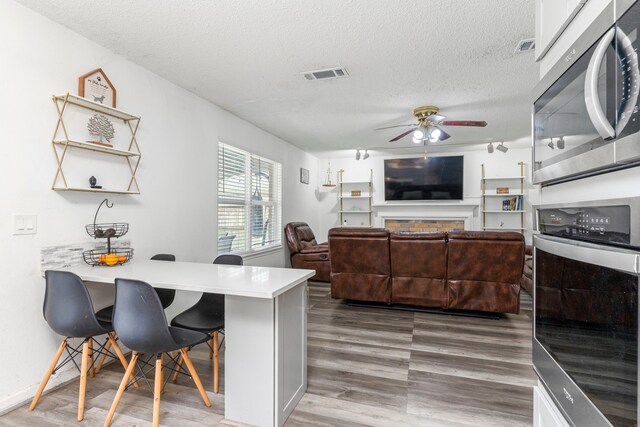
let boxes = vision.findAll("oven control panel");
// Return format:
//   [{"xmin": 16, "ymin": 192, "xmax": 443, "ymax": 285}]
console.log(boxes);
[{"xmin": 538, "ymin": 205, "xmax": 631, "ymax": 246}]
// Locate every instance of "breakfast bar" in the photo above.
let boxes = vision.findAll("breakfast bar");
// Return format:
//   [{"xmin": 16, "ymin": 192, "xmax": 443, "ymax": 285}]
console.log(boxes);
[{"xmin": 58, "ymin": 260, "xmax": 315, "ymax": 427}]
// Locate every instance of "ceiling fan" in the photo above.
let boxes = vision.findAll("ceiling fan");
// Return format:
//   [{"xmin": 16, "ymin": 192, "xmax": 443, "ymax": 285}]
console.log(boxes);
[{"xmin": 375, "ymin": 106, "xmax": 487, "ymax": 143}]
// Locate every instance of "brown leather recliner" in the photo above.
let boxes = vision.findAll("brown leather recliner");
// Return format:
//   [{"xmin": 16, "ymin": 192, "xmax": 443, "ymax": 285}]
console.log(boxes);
[
  {"xmin": 284, "ymin": 222, "xmax": 330, "ymax": 282},
  {"xmin": 520, "ymin": 245, "xmax": 533, "ymax": 295},
  {"xmin": 446, "ymin": 231, "xmax": 524, "ymax": 314},
  {"xmin": 329, "ymin": 227, "xmax": 391, "ymax": 303},
  {"xmin": 390, "ymin": 231, "xmax": 448, "ymax": 308}
]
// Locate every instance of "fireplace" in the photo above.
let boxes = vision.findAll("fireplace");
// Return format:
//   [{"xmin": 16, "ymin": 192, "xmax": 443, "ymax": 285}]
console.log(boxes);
[{"xmin": 384, "ymin": 219, "xmax": 465, "ymax": 233}]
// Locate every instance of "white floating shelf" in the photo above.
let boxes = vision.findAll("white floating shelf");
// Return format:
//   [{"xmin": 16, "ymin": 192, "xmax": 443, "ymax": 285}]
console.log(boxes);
[
  {"xmin": 339, "ymin": 210, "xmax": 372, "ymax": 213},
  {"xmin": 53, "ymin": 94, "xmax": 139, "ymax": 121},
  {"xmin": 53, "ymin": 140, "xmax": 140, "ymax": 157},
  {"xmin": 483, "ymin": 210, "xmax": 526, "ymax": 213},
  {"xmin": 482, "ymin": 227, "xmax": 526, "ymax": 231},
  {"xmin": 339, "ymin": 195, "xmax": 371, "ymax": 199},
  {"xmin": 52, "ymin": 187, "xmax": 139, "ymax": 195},
  {"xmin": 482, "ymin": 193, "xmax": 524, "ymax": 197},
  {"xmin": 340, "ymin": 181, "xmax": 371, "ymax": 184},
  {"xmin": 482, "ymin": 176, "xmax": 525, "ymax": 180}
]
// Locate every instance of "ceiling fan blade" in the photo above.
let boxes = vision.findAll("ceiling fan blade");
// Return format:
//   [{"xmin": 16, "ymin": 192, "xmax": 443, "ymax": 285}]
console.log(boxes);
[
  {"xmin": 441, "ymin": 120, "xmax": 488, "ymax": 127},
  {"xmin": 374, "ymin": 123, "xmax": 416, "ymax": 131},
  {"xmin": 426, "ymin": 114, "xmax": 446, "ymax": 123},
  {"xmin": 437, "ymin": 127, "xmax": 451, "ymax": 141},
  {"xmin": 389, "ymin": 128, "xmax": 416, "ymax": 142}
]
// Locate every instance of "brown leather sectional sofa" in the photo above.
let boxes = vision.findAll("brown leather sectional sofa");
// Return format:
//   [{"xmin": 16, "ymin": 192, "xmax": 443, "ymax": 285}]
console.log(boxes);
[
  {"xmin": 285, "ymin": 222, "xmax": 330, "ymax": 282},
  {"xmin": 329, "ymin": 227, "xmax": 525, "ymax": 314}
]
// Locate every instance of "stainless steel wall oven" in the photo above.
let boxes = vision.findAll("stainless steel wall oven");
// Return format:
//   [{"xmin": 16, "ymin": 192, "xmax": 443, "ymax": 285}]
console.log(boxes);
[
  {"xmin": 533, "ymin": 197, "xmax": 640, "ymax": 426},
  {"xmin": 532, "ymin": 1, "xmax": 640, "ymax": 185}
]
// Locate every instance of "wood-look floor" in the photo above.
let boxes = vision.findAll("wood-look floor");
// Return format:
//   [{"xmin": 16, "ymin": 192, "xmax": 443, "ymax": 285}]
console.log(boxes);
[{"xmin": 2, "ymin": 283, "xmax": 535, "ymax": 426}]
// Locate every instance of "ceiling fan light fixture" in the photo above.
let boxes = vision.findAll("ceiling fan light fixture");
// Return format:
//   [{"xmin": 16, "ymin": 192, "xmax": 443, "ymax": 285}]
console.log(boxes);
[
  {"xmin": 429, "ymin": 128, "xmax": 442, "ymax": 142},
  {"xmin": 355, "ymin": 149, "xmax": 361, "ymax": 160},
  {"xmin": 363, "ymin": 149, "xmax": 369, "ymax": 160},
  {"xmin": 487, "ymin": 142, "xmax": 494, "ymax": 153},
  {"xmin": 412, "ymin": 135, "xmax": 422, "ymax": 144},
  {"xmin": 496, "ymin": 142, "xmax": 508, "ymax": 153},
  {"xmin": 413, "ymin": 127, "xmax": 427, "ymax": 141}
]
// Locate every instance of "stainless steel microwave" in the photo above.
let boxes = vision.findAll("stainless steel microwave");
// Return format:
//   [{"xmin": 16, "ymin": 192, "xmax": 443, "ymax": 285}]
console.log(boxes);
[{"xmin": 532, "ymin": 0, "xmax": 640, "ymax": 185}]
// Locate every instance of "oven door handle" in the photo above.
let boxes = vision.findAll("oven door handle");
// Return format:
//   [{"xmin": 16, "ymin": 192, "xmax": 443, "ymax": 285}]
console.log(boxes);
[
  {"xmin": 584, "ymin": 27, "xmax": 616, "ymax": 141},
  {"xmin": 534, "ymin": 234, "xmax": 640, "ymax": 274}
]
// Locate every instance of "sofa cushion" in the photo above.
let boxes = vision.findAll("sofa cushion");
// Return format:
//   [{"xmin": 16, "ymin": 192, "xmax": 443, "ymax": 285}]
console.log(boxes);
[{"xmin": 390, "ymin": 232, "xmax": 447, "ymax": 307}]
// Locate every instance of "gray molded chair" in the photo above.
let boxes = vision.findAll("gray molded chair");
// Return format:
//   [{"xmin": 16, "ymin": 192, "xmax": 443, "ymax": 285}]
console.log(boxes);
[
  {"xmin": 170, "ymin": 254, "xmax": 243, "ymax": 393},
  {"xmin": 29, "ymin": 271, "xmax": 132, "ymax": 421},
  {"xmin": 105, "ymin": 278, "xmax": 212, "ymax": 427},
  {"xmin": 94, "ymin": 254, "xmax": 176, "ymax": 372}
]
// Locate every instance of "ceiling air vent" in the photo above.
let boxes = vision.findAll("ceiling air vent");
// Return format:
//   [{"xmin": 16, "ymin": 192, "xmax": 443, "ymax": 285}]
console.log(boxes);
[
  {"xmin": 515, "ymin": 38, "xmax": 536, "ymax": 54},
  {"xmin": 302, "ymin": 67, "xmax": 349, "ymax": 81}
]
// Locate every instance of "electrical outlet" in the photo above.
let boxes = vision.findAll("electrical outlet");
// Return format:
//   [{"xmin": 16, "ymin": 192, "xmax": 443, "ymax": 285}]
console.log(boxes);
[{"xmin": 13, "ymin": 214, "xmax": 37, "ymax": 235}]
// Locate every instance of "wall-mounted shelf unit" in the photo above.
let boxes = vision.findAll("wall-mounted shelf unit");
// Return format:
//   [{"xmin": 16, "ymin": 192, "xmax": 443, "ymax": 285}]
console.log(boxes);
[
  {"xmin": 338, "ymin": 169, "xmax": 372, "ymax": 227},
  {"xmin": 481, "ymin": 162, "xmax": 525, "ymax": 233},
  {"xmin": 51, "ymin": 93, "xmax": 142, "ymax": 194}
]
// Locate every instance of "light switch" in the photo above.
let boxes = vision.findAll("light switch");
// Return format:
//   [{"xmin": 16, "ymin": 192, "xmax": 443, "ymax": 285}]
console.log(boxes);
[{"xmin": 13, "ymin": 214, "xmax": 37, "ymax": 235}]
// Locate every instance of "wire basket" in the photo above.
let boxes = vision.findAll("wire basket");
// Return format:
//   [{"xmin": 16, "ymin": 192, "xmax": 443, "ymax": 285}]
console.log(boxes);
[
  {"xmin": 85, "ymin": 223, "xmax": 129, "ymax": 239},
  {"xmin": 83, "ymin": 248, "xmax": 134, "ymax": 267}
]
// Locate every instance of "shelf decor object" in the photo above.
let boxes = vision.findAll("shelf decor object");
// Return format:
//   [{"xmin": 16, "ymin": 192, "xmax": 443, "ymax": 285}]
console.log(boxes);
[
  {"xmin": 51, "ymin": 93, "xmax": 142, "ymax": 195},
  {"xmin": 338, "ymin": 168, "xmax": 373, "ymax": 227},
  {"xmin": 87, "ymin": 114, "xmax": 115, "ymax": 147},
  {"xmin": 78, "ymin": 68, "xmax": 116, "ymax": 107},
  {"xmin": 322, "ymin": 161, "xmax": 337, "ymax": 187},
  {"xmin": 83, "ymin": 198, "xmax": 133, "ymax": 266},
  {"xmin": 481, "ymin": 162, "xmax": 526, "ymax": 232}
]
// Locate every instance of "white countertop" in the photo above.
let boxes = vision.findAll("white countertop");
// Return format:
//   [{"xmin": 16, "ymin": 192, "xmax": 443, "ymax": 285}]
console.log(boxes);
[{"xmin": 56, "ymin": 260, "xmax": 315, "ymax": 299}]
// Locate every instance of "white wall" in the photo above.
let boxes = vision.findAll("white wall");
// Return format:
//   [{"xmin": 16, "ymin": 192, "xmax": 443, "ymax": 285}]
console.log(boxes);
[
  {"xmin": 316, "ymin": 144, "xmax": 538, "ymax": 243},
  {"xmin": 0, "ymin": 0, "xmax": 319, "ymax": 412}
]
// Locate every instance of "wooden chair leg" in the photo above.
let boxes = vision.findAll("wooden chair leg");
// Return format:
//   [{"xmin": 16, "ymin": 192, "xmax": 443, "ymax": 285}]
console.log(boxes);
[
  {"xmin": 104, "ymin": 352, "xmax": 138, "ymax": 427},
  {"xmin": 153, "ymin": 354, "xmax": 163, "ymax": 427},
  {"xmin": 171, "ymin": 353, "xmax": 184, "ymax": 383},
  {"xmin": 213, "ymin": 331, "xmax": 219, "ymax": 393},
  {"xmin": 179, "ymin": 348, "xmax": 212, "ymax": 407},
  {"xmin": 95, "ymin": 336, "xmax": 112, "ymax": 373},
  {"xmin": 88, "ymin": 339, "xmax": 95, "ymax": 378},
  {"xmin": 108, "ymin": 333, "xmax": 139, "ymax": 388},
  {"xmin": 209, "ymin": 336, "xmax": 214, "ymax": 359},
  {"xmin": 78, "ymin": 340, "xmax": 90, "ymax": 421},
  {"xmin": 29, "ymin": 339, "xmax": 67, "ymax": 411}
]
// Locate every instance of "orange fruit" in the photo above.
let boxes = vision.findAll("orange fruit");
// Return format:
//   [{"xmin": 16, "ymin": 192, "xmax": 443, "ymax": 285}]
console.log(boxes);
[
  {"xmin": 98, "ymin": 254, "xmax": 106, "ymax": 263},
  {"xmin": 117, "ymin": 255, "xmax": 127, "ymax": 262},
  {"xmin": 105, "ymin": 253, "xmax": 118, "ymax": 266}
]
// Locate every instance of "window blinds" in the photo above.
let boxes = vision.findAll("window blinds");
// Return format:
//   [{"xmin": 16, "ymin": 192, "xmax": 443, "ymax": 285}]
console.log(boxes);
[{"xmin": 218, "ymin": 142, "xmax": 282, "ymax": 254}]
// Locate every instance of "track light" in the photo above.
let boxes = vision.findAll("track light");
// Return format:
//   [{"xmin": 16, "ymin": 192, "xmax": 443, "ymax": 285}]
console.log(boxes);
[
  {"xmin": 355, "ymin": 149, "xmax": 361, "ymax": 160},
  {"xmin": 548, "ymin": 138, "xmax": 555, "ymax": 150},
  {"xmin": 557, "ymin": 136, "xmax": 565, "ymax": 150},
  {"xmin": 363, "ymin": 149, "xmax": 369, "ymax": 160},
  {"xmin": 496, "ymin": 142, "xmax": 508, "ymax": 153},
  {"xmin": 487, "ymin": 142, "xmax": 494, "ymax": 153}
]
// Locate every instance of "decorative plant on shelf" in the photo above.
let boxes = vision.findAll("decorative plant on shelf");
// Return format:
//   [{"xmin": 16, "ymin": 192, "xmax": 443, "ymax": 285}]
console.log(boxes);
[{"xmin": 87, "ymin": 114, "xmax": 115, "ymax": 147}]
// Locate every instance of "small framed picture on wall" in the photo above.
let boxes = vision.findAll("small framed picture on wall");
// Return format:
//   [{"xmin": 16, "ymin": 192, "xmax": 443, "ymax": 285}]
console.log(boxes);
[{"xmin": 300, "ymin": 168, "xmax": 309, "ymax": 184}]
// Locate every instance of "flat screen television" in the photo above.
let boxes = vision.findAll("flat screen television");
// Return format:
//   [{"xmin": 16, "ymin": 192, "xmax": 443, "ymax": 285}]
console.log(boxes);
[{"xmin": 384, "ymin": 156, "xmax": 464, "ymax": 201}]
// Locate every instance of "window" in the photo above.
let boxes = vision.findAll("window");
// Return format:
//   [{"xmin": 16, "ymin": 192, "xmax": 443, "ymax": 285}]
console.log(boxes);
[{"xmin": 217, "ymin": 142, "xmax": 282, "ymax": 255}]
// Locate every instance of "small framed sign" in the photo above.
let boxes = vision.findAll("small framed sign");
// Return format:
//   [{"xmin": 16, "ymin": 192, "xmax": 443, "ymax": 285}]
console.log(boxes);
[
  {"xmin": 79, "ymin": 68, "xmax": 116, "ymax": 107},
  {"xmin": 300, "ymin": 168, "xmax": 309, "ymax": 184}
]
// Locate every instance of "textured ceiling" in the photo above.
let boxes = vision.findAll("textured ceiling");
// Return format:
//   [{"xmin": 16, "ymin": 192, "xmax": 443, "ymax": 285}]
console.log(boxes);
[{"xmin": 18, "ymin": 0, "xmax": 538, "ymax": 155}]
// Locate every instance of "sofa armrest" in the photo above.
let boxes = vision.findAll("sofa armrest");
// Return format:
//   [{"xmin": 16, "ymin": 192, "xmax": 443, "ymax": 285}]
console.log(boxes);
[{"xmin": 299, "ymin": 245, "xmax": 329, "ymax": 255}]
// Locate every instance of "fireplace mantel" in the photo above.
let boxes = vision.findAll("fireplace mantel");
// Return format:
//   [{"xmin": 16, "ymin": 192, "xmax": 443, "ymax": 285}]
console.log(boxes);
[{"xmin": 372, "ymin": 201, "xmax": 480, "ymax": 230}]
